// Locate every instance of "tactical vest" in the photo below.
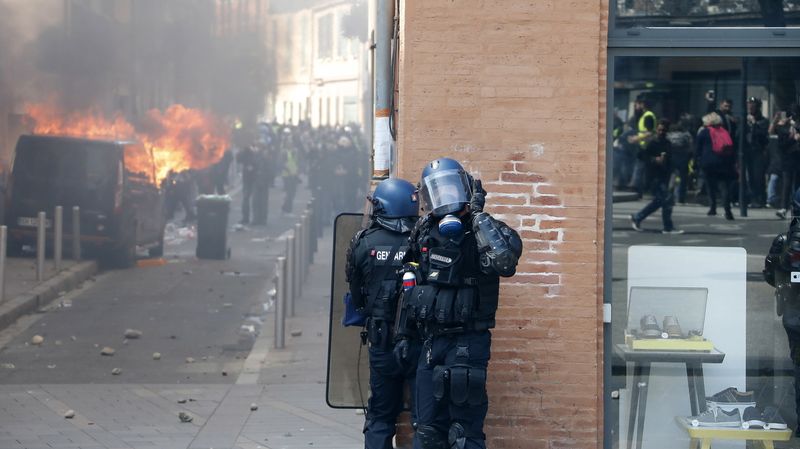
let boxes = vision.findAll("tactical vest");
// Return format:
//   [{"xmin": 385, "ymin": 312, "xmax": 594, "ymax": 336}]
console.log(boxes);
[
  {"xmin": 410, "ymin": 223, "xmax": 500, "ymax": 333},
  {"xmin": 359, "ymin": 228, "xmax": 408, "ymax": 323}
]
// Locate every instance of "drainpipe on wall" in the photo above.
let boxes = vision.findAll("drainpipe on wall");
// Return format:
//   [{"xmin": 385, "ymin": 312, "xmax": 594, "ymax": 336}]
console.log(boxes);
[{"xmin": 372, "ymin": 0, "xmax": 394, "ymax": 179}]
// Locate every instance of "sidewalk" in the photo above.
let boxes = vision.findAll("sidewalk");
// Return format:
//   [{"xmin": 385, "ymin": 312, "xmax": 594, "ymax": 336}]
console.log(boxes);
[{"xmin": 0, "ymin": 257, "xmax": 97, "ymax": 330}]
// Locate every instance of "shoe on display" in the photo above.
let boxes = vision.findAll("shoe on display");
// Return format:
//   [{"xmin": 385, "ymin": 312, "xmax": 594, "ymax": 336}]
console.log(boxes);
[
  {"xmin": 639, "ymin": 314, "xmax": 662, "ymax": 338},
  {"xmin": 690, "ymin": 407, "xmax": 742, "ymax": 428},
  {"xmin": 630, "ymin": 215, "xmax": 643, "ymax": 232},
  {"xmin": 705, "ymin": 387, "xmax": 756, "ymax": 412},
  {"xmin": 762, "ymin": 406, "xmax": 788, "ymax": 430},
  {"xmin": 741, "ymin": 406, "xmax": 766, "ymax": 429},
  {"xmin": 662, "ymin": 316, "xmax": 684, "ymax": 338},
  {"xmin": 705, "ymin": 387, "xmax": 755, "ymax": 404}
]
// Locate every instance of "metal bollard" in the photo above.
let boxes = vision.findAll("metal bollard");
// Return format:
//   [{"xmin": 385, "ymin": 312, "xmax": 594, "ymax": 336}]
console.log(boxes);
[
  {"xmin": 72, "ymin": 206, "xmax": 81, "ymax": 261},
  {"xmin": 274, "ymin": 256, "xmax": 287, "ymax": 349},
  {"xmin": 286, "ymin": 233, "xmax": 295, "ymax": 317},
  {"xmin": 54, "ymin": 206, "xmax": 63, "ymax": 271},
  {"xmin": 0, "ymin": 226, "xmax": 6, "ymax": 303},
  {"xmin": 294, "ymin": 222, "xmax": 302, "ymax": 299},
  {"xmin": 36, "ymin": 211, "xmax": 45, "ymax": 282},
  {"xmin": 299, "ymin": 214, "xmax": 308, "ymax": 279}
]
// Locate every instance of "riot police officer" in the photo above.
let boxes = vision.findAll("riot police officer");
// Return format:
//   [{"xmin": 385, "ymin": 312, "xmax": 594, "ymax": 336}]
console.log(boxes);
[
  {"xmin": 346, "ymin": 178, "xmax": 422, "ymax": 449},
  {"xmin": 397, "ymin": 158, "xmax": 522, "ymax": 449},
  {"xmin": 765, "ymin": 187, "xmax": 800, "ymax": 435}
]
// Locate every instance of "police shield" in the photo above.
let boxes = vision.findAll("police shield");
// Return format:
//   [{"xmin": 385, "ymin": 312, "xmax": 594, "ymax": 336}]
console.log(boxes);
[{"xmin": 326, "ymin": 213, "xmax": 370, "ymax": 408}]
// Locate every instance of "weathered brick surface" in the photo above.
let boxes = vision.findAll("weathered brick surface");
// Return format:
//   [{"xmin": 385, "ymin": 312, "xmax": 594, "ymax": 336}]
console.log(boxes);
[{"xmin": 397, "ymin": 1, "xmax": 607, "ymax": 448}]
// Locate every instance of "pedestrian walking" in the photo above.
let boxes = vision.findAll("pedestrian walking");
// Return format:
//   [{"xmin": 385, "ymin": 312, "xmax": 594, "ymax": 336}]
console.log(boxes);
[
  {"xmin": 631, "ymin": 119, "xmax": 683, "ymax": 234},
  {"xmin": 696, "ymin": 112, "xmax": 736, "ymax": 220}
]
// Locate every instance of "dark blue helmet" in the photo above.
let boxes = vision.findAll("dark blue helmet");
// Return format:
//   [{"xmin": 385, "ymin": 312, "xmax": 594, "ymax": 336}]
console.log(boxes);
[
  {"xmin": 370, "ymin": 178, "xmax": 419, "ymax": 218},
  {"xmin": 419, "ymin": 158, "xmax": 472, "ymax": 217}
]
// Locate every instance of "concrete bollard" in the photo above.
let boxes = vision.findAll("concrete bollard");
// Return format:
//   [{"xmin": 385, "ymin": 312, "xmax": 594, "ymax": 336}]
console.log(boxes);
[
  {"xmin": 274, "ymin": 256, "xmax": 287, "ymax": 349},
  {"xmin": 36, "ymin": 211, "xmax": 46, "ymax": 282},
  {"xmin": 72, "ymin": 206, "xmax": 81, "ymax": 261},
  {"xmin": 299, "ymin": 214, "xmax": 308, "ymax": 279},
  {"xmin": 54, "ymin": 206, "xmax": 63, "ymax": 271}
]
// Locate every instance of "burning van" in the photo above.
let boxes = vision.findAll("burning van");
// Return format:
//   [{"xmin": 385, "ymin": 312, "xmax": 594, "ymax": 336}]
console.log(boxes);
[{"xmin": 5, "ymin": 134, "xmax": 166, "ymax": 267}]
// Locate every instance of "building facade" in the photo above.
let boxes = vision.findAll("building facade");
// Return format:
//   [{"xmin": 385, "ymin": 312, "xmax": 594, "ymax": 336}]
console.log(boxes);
[
  {"xmin": 396, "ymin": 1, "xmax": 800, "ymax": 448},
  {"xmin": 267, "ymin": 0, "xmax": 369, "ymax": 127}
]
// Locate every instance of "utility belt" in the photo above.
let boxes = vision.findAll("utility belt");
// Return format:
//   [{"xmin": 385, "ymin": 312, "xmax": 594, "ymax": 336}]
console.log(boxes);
[{"xmin": 406, "ymin": 281, "xmax": 494, "ymax": 334}]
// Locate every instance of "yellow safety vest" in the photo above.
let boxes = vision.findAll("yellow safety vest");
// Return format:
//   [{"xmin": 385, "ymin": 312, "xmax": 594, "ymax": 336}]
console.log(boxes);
[{"xmin": 637, "ymin": 110, "xmax": 656, "ymax": 148}]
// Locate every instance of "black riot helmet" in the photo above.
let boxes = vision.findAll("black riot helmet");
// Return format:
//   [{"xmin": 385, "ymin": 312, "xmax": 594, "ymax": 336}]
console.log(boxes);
[
  {"xmin": 419, "ymin": 158, "xmax": 473, "ymax": 217},
  {"xmin": 369, "ymin": 178, "xmax": 419, "ymax": 219}
]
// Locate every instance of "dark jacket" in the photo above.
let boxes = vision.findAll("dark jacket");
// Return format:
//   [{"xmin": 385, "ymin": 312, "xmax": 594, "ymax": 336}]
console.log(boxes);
[
  {"xmin": 640, "ymin": 135, "xmax": 672, "ymax": 183},
  {"xmin": 744, "ymin": 115, "xmax": 770, "ymax": 155}
]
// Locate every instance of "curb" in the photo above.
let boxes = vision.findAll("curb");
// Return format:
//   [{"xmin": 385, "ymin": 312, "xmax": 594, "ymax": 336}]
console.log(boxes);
[{"xmin": 0, "ymin": 261, "xmax": 98, "ymax": 331}]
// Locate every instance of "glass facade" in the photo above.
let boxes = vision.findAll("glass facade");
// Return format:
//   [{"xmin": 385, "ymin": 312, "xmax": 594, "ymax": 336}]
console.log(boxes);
[
  {"xmin": 608, "ymin": 54, "xmax": 800, "ymax": 448},
  {"xmin": 614, "ymin": 0, "xmax": 800, "ymax": 28}
]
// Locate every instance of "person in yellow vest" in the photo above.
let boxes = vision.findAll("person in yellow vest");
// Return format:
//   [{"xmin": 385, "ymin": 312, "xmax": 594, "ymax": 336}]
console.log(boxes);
[
  {"xmin": 626, "ymin": 95, "xmax": 657, "ymax": 197},
  {"xmin": 629, "ymin": 94, "xmax": 657, "ymax": 148}
]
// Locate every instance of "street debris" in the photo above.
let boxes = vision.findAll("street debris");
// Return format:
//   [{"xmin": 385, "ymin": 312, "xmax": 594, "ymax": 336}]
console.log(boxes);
[
  {"xmin": 31, "ymin": 335, "xmax": 44, "ymax": 345},
  {"xmin": 124, "ymin": 329, "xmax": 142, "ymax": 339},
  {"xmin": 70, "ymin": 336, "xmax": 77, "ymax": 341},
  {"xmin": 59, "ymin": 299, "xmax": 72, "ymax": 308},
  {"xmin": 178, "ymin": 411, "xmax": 193, "ymax": 423},
  {"xmin": 185, "ymin": 357, "xmax": 195, "ymax": 363},
  {"xmin": 64, "ymin": 409, "xmax": 75, "ymax": 419},
  {"xmin": 183, "ymin": 270, "xmax": 193, "ymax": 275},
  {"xmin": 290, "ymin": 329, "xmax": 302, "ymax": 337},
  {"xmin": 1, "ymin": 363, "xmax": 15, "ymax": 369},
  {"xmin": 222, "ymin": 371, "xmax": 228, "ymax": 377},
  {"xmin": 101, "ymin": 346, "xmax": 115, "ymax": 356},
  {"xmin": 153, "ymin": 352, "xmax": 162, "ymax": 360},
  {"xmin": 47, "ymin": 364, "xmax": 56, "ymax": 369},
  {"xmin": 177, "ymin": 398, "xmax": 187, "ymax": 404},
  {"xmin": 250, "ymin": 403, "xmax": 258, "ymax": 411},
  {"xmin": 111, "ymin": 368, "xmax": 122, "ymax": 375},
  {"xmin": 222, "ymin": 302, "xmax": 233, "ymax": 308},
  {"xmin": 54, "ymin": 340, "xmax": 62, "ymax": 346}
]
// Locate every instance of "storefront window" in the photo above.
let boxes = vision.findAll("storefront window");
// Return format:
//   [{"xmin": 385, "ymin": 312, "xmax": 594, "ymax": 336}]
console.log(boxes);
[
  {"xmin": 614, "ymin": 0, "xmax": 800, "ymax": 28},
  {"xmin": 609, "ymin": 55, "xmax": 800, "ymax": 449}
]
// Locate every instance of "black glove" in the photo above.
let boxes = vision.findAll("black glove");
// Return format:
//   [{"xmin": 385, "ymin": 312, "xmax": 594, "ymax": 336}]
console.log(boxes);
[
  {"xmin": 393, "ymin": 338, "xmax": 411, "ymax": 370},
  {"xmin": 469, "ymin": 179, "xmax": 486, "ymax": 214}
]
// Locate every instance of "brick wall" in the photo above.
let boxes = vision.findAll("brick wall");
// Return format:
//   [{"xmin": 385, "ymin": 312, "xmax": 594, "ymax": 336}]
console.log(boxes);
[{"xmin": 396, "ymin": 1, "xmax": 607, "ymax": 448}]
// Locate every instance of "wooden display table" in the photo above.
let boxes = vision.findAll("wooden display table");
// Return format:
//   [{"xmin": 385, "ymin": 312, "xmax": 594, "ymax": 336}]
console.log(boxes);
[{"xmin": 675, "ymin": 416, "xmax": 792, "ymax": 449}]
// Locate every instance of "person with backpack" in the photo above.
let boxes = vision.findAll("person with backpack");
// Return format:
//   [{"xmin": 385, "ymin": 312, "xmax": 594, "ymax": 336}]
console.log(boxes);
[{"xmin": 695, "ymin": 112, "xmax": 736, "ymax": 220}]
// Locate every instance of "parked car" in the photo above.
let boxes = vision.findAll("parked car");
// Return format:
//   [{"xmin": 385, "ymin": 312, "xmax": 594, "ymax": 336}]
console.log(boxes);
[{"xmin": 5, "ymin": 134, "xmax": 166, "ymax": 267}]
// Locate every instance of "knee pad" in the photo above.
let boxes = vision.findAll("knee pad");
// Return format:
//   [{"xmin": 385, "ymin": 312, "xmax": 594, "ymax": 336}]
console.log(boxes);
[
  {"xmin": 448, "ymin": 422, "xmax": 466, "ymax": 449},
  {"xmin": 447, "ymin": 364, "xmax": 487, "ymax": 407},
  {"xmin": 417, "ymin": 424, "xmax": 448, "ymax": 449}
]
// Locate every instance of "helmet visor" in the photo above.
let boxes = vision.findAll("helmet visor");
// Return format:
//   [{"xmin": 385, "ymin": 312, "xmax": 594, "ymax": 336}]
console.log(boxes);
[{"xmin": 420, "ymin": 169, "xmax": 471, "ymax": 216}]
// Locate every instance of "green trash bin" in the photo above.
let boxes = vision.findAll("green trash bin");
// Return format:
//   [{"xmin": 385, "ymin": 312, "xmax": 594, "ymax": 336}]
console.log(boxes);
[{"xmin": 196, "ymin": 195, "xmax": 231, "ymax": 260}]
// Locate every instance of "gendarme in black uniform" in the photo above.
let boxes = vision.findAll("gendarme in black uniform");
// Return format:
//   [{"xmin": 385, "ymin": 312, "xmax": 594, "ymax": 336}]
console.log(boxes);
[
  {"xmin": 764, "ymin": 188, "xmax": 800, "ymax": 436},
  {"xmin": 346, "ymin": 178, "xmax": 421, "ymax": 449},
  {"xmin": 396, "ymin": 158, "xmax": 522, "ymax": 449}
]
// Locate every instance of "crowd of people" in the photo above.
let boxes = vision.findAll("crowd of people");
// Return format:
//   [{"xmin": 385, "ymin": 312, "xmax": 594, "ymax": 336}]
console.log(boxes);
[
  {"xmin": 162, "ymin": 120, "xmax": 370, "ymax": 227},
  {"xmin": 616, "ymin": 91, "xmax": 800, "ymax": 233}
]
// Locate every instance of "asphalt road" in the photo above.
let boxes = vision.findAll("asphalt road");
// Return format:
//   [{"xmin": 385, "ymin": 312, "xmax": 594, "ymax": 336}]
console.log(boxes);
[{"xmin": 0, "ymin": 182, "xmax": 309, "ymax": 384}]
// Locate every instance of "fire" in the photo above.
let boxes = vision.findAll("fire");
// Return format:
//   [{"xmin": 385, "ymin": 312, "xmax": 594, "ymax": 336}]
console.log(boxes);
[{"xmin": 23, "ymin": 103, "xmax": 230, "ymax": 184}]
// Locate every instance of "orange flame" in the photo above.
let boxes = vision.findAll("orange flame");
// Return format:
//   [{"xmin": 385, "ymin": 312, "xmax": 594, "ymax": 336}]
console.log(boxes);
[{"xmin": 23, "ymin": 103, "xmax": 230, "ymax": 184}]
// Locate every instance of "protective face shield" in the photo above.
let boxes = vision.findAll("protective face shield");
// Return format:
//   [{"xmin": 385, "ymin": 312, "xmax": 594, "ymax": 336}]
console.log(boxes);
[{"xmin": 419, "ymin": 169, "xmax": 472, "ymax": 217}]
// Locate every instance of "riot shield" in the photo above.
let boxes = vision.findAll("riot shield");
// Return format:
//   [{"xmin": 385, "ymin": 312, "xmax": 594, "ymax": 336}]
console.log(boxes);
[{"xmin": 326, "ymin": 213, "xmax": 370, "ymax": 408}]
